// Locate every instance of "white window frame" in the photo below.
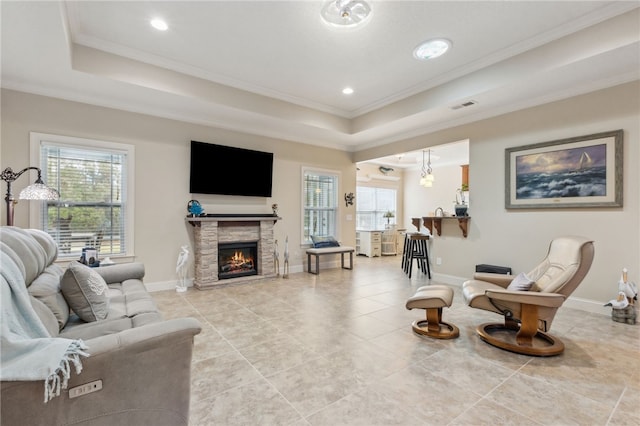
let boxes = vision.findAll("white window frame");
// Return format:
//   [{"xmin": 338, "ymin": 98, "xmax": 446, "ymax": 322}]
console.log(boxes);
[
  {"xmin": 301, "ymin": 166, "xmax": 341, "ymax": 245},
  {"xmin": 356, "ymin": 185, "xmax": 397, "ymax": 231},
  {"xmin": 30, "ymin": 132, "xmax": 135, "ymax": 257}
]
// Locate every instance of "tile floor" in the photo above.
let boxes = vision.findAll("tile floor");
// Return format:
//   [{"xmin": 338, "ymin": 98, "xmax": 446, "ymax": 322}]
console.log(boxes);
[{"xmin": 152, "ymin": 255, "xmax": 640, "ymax": 426}]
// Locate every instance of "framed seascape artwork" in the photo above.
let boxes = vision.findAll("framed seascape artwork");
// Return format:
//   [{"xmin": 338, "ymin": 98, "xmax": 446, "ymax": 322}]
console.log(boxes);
[{"xmin": 505, "ymin": 130, "xmax": 623, "ymax": 209}]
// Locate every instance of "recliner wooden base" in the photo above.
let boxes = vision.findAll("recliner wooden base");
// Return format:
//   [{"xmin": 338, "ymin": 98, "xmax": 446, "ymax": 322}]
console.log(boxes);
[{"xmin": 476, "ymin": 322, "xmax": 564, "ymax": 356}]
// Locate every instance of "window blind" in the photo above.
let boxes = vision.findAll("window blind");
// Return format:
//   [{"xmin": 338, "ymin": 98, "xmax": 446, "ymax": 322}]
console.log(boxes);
[{"xmin": 40, "ymin": 143, "xmax": 127, "ymax": 258}]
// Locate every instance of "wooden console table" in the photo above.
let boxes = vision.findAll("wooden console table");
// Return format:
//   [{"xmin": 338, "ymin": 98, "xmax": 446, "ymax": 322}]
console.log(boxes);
[{"xmin": 422, "ymin": 216, "xmax": 470, "ymax": 238}]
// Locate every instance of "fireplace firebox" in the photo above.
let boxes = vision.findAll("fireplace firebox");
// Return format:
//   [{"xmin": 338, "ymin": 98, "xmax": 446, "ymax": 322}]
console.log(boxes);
[{"xmin": 218, "ymin": 242, "xmax": 258, "ymax": 279}]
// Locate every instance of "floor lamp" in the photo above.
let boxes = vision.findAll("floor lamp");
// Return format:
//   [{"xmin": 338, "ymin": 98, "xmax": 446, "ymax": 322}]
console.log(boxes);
[{"xmin": 1, "ymin": 166, "xmax": 60, "ymax": 226}]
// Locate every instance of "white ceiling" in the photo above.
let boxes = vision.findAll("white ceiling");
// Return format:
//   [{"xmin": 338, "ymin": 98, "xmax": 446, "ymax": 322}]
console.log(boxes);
[{"xmin": 2, "ymin": 1, "xmax": 639, "ymax": 162}]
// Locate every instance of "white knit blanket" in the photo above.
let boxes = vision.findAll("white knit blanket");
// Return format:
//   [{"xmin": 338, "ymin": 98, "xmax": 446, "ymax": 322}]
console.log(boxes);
[{"xmin": 0, "ymin": 249, "xmax": 88, "ymax": 402}]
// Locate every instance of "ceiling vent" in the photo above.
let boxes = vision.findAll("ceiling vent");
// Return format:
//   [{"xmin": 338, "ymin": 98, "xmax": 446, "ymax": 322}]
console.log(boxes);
[{"xmin": 450, "ymin": 100, "xmax": 478, "ymax": 110}]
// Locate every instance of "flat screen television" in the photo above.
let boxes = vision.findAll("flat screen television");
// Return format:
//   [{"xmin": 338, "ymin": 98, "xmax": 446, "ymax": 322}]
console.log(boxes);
[{"xmin": 189, "ymin": 141, "xmax": 273, "ymax": 197}]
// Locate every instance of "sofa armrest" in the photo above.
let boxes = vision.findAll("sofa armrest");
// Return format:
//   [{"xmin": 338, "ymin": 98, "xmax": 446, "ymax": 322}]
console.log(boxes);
[
  {"xmin": 94, "ymin": 262, "xmax": 145, "ymax": 284},
  {"xmin": 1, "ymin": 317, "xmax": 202, "ymax": 426}
]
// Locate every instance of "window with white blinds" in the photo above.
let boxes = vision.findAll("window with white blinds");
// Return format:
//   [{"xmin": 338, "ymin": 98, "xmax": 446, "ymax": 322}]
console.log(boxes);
[
  {"xmin": 32, "ymin": 133, "xmax": 134, "ymax": 258},
  {"xmin": 302, "ymin": 168, "xmax": 339, "ymax": 243},
  {"xmin": 355, "ymin": 186, "xmax": 397, "ymax": 230}
]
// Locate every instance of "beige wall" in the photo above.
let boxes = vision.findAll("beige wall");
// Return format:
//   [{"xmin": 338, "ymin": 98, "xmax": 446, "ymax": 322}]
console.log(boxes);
[
  {"xmin": 2, "ymin": 82, "xmax": 638, "ymax": 312},
  {"xmin": 358, "ymin": 81, "xmax": 640, "ymax": 311},
  {"xmin": 403, "ymin": 163, "xmax": 467, "ymax": 226},
  {"xmin": 0, "ymin": 89, "xmax": 356, "ymax": 284}
]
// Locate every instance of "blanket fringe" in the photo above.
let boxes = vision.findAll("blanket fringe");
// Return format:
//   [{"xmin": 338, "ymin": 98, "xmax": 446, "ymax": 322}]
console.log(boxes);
[{"xmin": 44, "ymin": 340, "xmax": 89, "ymax": 403}]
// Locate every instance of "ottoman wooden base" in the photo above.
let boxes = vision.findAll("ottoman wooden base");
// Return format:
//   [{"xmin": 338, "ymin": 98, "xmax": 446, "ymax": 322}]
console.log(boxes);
[{"xmin": 406, "ymin": 285, "xmax": 459, "ymax": 339}]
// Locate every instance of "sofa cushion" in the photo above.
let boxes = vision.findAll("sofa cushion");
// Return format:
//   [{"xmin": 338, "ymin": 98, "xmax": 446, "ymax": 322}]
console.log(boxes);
[
  {"xmin": 311, "ymin": 235, "xmax": 340, "ymax": 248},
  {"xmin": 0, "ymin": 227, "xmax": 46, "ymax": 285},
  {"xmin": 28, "ymin": 264, "xmax": 69, "ymax": 330},
  {"xmin": 29, "ymin": 295, "xmax": 60, "ymax": 337},
  {"xmin": 61, "ymin": 262, "xmax": 110, "ymax": 322},
  {"xmin": 25, "ymin": 228, "xmax": 58, "ymax": 266}
]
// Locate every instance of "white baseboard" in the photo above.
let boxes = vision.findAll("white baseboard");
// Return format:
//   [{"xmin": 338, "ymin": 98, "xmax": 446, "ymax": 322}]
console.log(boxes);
[
  {"xmin": 431, "ymin": 272, "xmax": 466, "ymax": 287},
  {"xmin": 145, "ymin": 279, "xmax": 193, "ymax": 293}
]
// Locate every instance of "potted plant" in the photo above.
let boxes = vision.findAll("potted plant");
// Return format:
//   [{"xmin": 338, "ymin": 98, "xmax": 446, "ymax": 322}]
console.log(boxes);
[
  {"xmin": 383, "ymin": 211, "xmax": 395, "ymax": 224},
  {"xmin": 455, "ymin": 189, "xmax": 468, "ymax": 217}
]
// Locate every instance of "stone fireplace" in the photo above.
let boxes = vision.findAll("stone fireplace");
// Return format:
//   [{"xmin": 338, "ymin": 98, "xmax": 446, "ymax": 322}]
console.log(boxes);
[{"xmin": 187, "ymin": 215, "xmax": 279, "ymax": 289}]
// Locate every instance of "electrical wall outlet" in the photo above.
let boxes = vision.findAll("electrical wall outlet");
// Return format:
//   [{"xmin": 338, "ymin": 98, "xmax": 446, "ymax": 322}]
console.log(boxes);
[
  {"xmin": 436, "ymin": 257, "xmax": 442, "ymax": 265},
  {"xmin": 69, "ymin": 380, "xmax": 102, "ymax": 398}
]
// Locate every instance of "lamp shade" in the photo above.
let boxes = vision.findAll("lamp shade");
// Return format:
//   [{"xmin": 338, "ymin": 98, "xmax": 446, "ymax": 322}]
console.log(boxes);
[{"xmin": 19, "ymin": 182, "xmax": 59, "ymax": 200}]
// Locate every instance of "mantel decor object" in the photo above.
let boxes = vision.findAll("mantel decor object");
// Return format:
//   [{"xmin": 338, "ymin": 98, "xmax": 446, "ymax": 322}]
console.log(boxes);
[
  {"xmin": 273, "ymin": 240, "xmax": 280, "ymax": 276},
  {"xmin": 283, "ymin": 236, "xmax": 290, "ymax": 278},
  {"xmin": 187, "ymin": 200, "xmax": 203, "ymax": 216},
  {"xmin": 607, "ymin": 267, "xmax": 638, "ymax": 324},
  {"xmin": 175, "ymin": 245, "xmax": 189, "ymax": 293}
]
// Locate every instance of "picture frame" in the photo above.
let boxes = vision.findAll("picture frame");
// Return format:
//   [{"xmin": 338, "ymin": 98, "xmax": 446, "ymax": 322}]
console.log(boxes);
[
  {"xmin": 505, "ymin": 130, "xmax": 623, "ymax": 209},
  {"xmin": 82, "ymin": 247, "xmax": 98, "ymax": 266}
]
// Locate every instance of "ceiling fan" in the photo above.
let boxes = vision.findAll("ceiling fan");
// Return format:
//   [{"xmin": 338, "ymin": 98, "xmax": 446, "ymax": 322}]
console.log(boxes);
[{"xmin": 321, "ymin": 0, "xmax": 372, "ymax": 27}]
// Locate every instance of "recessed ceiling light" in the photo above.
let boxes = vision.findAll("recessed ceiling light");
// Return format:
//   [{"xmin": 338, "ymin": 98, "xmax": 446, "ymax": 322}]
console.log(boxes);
[
  {"xmin": 150, "ymin": 18, "xmax": 168, "ymax": 31},
  {"xmin": 413, "ymin": 38, "xmax": 451, "ymax": 61},
  {"xmin": 342, "ymin": 87, "xmax": 354, "ymax": 95}
]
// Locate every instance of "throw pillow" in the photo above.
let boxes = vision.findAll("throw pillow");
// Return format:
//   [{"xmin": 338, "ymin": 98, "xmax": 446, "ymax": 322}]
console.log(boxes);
[
  {"xmin": 61, "ymin": 262, "xmax": 110, "ymax": 322},
  {"xmin": 311, "ymin": 235, "xmax": 340, "ymax": 248},
  {"xmin": 507, "ymin": 272, "xmax": 535, "ymax": 291}
]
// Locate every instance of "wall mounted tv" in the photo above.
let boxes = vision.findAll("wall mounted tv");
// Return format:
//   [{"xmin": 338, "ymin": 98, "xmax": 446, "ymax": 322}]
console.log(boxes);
[{"xmin": 189, "ymin": 141, "xmax": 274, "ymax": 197}]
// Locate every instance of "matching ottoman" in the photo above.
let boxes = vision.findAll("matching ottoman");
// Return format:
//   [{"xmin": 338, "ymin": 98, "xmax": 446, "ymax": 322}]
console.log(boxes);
[{"xmin": 405, "ymin": 285, "xmax": 459, "ymax": 339}]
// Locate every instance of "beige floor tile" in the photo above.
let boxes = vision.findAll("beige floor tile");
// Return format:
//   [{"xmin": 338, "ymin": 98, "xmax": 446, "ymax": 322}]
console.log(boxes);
[
  {"xmin": 190, "ymin": 351, "xmax": 263, "ymax": 402},
  {"xmin": 305, "ymin": 387, "xmax": 423, "ymax": 425},
  {"xmin": 486, "ymin": 372, "xmax": 612, "ymax": 425},
  {"xmin": 151, "ymin": 255, "xmax": 640, "ymax": 425},
  {"xmin": 237, "ymin": 334, "xmax": 320, "ymax": 377},
  {"xmin": 422, "ymin": 348, "xmax": 516, "ymax": 396},
  {"xmin": 266, "ymin": 355, "xmax": 370, "ymax": 417},
  {"xmin": 190, "ymin": 379, "xmax": 301, "ymax": 426},
  {"xmin": 449, "ymin": 398, "xmax": 540, "ymax": 425},
  {"xmin": 371, "ymin": 364, "xmax": 482, "ymax": 424}
]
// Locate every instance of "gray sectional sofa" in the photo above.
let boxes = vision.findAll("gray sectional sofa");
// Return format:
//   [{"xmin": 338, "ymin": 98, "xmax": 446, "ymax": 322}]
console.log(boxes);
[{"xmin": 0, "ymin": 226, "xmax": 202, "ymax": 426}]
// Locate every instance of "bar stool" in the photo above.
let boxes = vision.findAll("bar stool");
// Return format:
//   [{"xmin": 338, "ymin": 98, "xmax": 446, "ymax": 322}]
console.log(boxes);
[
  {"xmin": 401, "ymin": 232, "xmax": 418, "ymax": 273},
  {"xmin": 401, "ymin": 232, "xmax": 411, "ymax": 272},
  {"xmin": 404, "ymin": 233, "xmax": 431, "ymax": 279}
]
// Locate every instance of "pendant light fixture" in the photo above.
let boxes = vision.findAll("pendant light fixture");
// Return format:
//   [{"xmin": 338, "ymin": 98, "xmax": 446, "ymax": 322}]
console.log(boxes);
[{"xmin": 419, "ymin": 150, "xmax": 435, "ymax": 188}]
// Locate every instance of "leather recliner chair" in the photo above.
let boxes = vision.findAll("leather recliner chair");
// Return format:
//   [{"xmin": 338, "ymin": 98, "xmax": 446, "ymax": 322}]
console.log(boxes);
[{"xmin": 462, "ymin": 236, "xmax": 594, "ymax": 356}]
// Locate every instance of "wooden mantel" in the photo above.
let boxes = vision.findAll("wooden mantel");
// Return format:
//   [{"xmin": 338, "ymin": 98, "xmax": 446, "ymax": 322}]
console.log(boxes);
[{"xmin": 187, "ymin": 214, "xmax": 280, "ymax": 226}]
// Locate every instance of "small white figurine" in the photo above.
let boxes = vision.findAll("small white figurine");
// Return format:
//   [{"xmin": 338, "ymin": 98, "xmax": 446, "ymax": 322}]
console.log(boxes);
[
  {"xmin": 604, "ymin": 291, "xmax": 629, "ymax": 310},
  {"xmin": 273, "ymin": 240, "xmax": 280, "ymax": 276},
  {"xmin": 175, "ymin": 245, "xmax": 189, "ymax": 293},
  {"xmin": 283, "ymin": 236, "xmax": 290, "ymax": 278},
  {"xmin": 618, "ymin": 268, "xmax": 638, "ymax": 305}
]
